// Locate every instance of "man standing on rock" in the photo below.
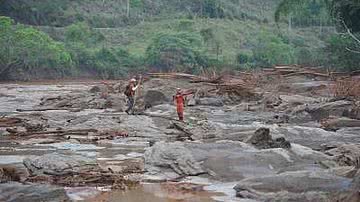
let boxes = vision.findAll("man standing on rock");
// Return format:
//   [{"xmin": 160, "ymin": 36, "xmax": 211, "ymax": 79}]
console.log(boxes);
[
  {"xmin": 124, "ymin": 78, "xmax": 141, "ymax": 115},
  {"xmin": 173, "ymin": 88, "xmax": 193, "ymax": 121}
]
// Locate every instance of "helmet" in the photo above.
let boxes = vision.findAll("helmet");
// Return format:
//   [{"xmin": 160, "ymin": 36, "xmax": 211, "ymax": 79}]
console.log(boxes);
[{"xmin": 130, "ymin": 78, "xmax": 136, "ymax": 83}]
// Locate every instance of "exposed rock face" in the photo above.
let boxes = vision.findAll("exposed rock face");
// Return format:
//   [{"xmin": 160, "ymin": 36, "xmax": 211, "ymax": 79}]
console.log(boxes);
[
  {"xmin": 306, "ymin": 100, "xmax": 353, "ymax": 120},
  {"xmin": 233, "ymin": 171, "xmax": 353, "ymax": 201},
  {"xmin": 196, "ymin": 98, "xmax": 224, "ymax": 107},
  {"xmin": 0, "ymin": 182, "xmax": 69, "ymax": 202},
  {"xmin": 23, "ymin": 153, "xmax": 96, "ymax": 176},
  {"xmin": 144, "ymin": 142, "xmax": 205, "ymax": 176},
  {"xmin": 245, "ymin": 128, "xmax": 291, "ymax": 149},
  {"xmin": 321, "ymin": 117, "xmax": 360, "ymax": 131},
  {"xmin": 187, "ymin": 141, "xmax": 331, "ymax": 182},
  {"xmin": 325, "ymin": 144, "xmax": 360, "ymax": 167},
  {"xmin": 144, "ymin": 90, "xmax": 169, "ymax": 108}
]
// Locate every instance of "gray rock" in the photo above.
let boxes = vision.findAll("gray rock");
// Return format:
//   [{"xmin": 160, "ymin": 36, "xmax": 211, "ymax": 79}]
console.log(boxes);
[
  {"xmin": 144, "ymin": 90, "xmax": 169, "ymax": 108},
  {"xmin": 89, "ymin": 84, "xmax": 108, "ymax": 94},
  {"xmin": 233, "ymin": 170, "xmax": 353, "ymax": 201},
  {"xmin": 144, "ymin": 142, "xmax": 205, "ymax": 176},
  {"xmin": 23, "ymin": 153, "xmax": 96, "ymax": 176},
  {"xmin": 306, "ymin": 100, "xmax": 353, "ymax": 120},
  {"xmin": 244, "ymin": 128, "xmax": 291, "ymax": 149},
  {"xmin": 187, "ymin": 142, "xmax": 330, "ymax": 182},
  {"xmin": 187, "ymin": 95, "xmax": 196, "ymax": 106},
  {"xmin": 197, "ymin": 98, "xmax": 224, "ymax": 107},
  {"xmin": 325, "ymin": 144, "xmax": 360, "ymax": 167},
  {"xmin": 0, "ymin": 182, "xmax": 69, "ymax": 202},
  {"xmin": 272, "ymin": 125, "xmax": 360, "ymax": 151},
  {"xmin": 342, "ymin": 169, "xmax": 360, "ymax": 202},
  {"xmin": 288, "ymin": 110, "xmax": 313, "ymax": 124}
]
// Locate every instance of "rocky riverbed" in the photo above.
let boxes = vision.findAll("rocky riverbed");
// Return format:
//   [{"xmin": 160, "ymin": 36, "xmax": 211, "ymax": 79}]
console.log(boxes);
[{"xmin": 0, "ymin": 76, "xmax": 359, "ymax": 202}]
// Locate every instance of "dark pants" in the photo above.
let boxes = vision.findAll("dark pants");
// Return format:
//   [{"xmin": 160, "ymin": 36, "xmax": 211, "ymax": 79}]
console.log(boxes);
[
  {"xmin": 126, "ymin": 96, "xmax": 134, "ymax": 114},
  {"xmin": 178, "ymin": 112, "xmax": 184, "ymax": 121}
]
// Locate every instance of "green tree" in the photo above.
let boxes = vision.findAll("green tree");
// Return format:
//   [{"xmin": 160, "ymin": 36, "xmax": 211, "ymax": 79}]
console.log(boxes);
[
  {"xmin": 252, "ymin": 31, "xmax": 295, "ymax": 66},
  {"xmin": 275, "ymin": 0, "xmax": 360, "ymax": 32},
  {"xmin": 0, "ymin": 16, "xmax": 71, "ymax": 78},
  {"xmin": 325, "ymin": 35, "xmax": 360, "ymax": 71},
  {"xmin": 146, "ymin": 32, "xmax": 204, "ymax": 72}
]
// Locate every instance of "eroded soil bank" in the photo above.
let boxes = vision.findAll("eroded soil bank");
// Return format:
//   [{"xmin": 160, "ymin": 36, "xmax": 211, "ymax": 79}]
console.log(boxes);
[{"xmin": 0, "ymin": 73, "xmax": 359, "ymax": 202}]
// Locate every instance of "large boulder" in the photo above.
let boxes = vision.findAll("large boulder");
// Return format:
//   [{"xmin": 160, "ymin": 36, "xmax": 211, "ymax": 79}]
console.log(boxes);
[
  {"xmin": 0, "ymin": 182, "xmax": 69, "ymax": 202},
  {"xmin": 325, "ymin": 144, "xmax": 360, "ymax": 167},
  {"xmin": 144, "ymin": 90, "xmax": 169, "ymax": 108},
  {"xmin": 187, "ymin": 142, "xmax": 330, "ymax": 182},
  {"xmin": 233, "ymin": 170, "xmax": 353, "ymax": 201},
  {"xmin": 321, "ymin": 117, "xmax": 360, "ymax": 131},
  {"xmin": 144, "ymin": 142, "xmax": 205, "ymax": 176},
  {"xmin": 23, "ymin": 153, "xmax": 96, "ymax": 176},
  {"xmin": 306, "ymin": 100, "xmax": 353, "ymax": 121},
  {"xmin": 244, "ymin": 128, "xmax": 291, "ymax": 149}
]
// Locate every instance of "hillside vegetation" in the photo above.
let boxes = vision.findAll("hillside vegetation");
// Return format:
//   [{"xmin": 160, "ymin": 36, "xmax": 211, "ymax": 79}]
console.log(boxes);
[{"xmin": 0, "ymin": 0, "xmax": 358, "ymax": 80}]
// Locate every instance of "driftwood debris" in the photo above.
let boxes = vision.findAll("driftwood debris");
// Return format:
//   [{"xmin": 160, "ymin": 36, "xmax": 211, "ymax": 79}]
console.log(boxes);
[
  {"xmin": 8, "ymin": 128, "xmax": 98, "ymax": 137},
  {"xmin": 148, "ymin": 72, "xmax": 258, "ymax": 98},
  {"xmin": 264, "ymin": 65, "xmax": 360, "ymax": 79},
  {"xmin": 0, "ymin": 117, "xmax": 23, "ymax": 127}
]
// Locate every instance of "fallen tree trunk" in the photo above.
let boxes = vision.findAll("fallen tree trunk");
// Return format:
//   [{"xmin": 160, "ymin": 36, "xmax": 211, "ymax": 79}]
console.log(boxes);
[
  {"xmin": 0, "ymin": 117, "xmax": 23, "ymax": 127},
  {"xmin": 284, "ymin": 71, "xmax": 330, "ymax": 78}
]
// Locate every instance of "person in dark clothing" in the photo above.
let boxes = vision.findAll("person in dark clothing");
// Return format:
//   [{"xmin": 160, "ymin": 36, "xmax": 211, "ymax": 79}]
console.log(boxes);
[{"xmin": 125, "ymin": 78, "xmax": 140, "ymax": 115}]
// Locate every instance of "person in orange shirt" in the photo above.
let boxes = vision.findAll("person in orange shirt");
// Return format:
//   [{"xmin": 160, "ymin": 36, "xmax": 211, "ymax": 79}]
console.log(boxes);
[{"xmin": 173, "ymin": 88, "xmax": 193, "ymax": 121}]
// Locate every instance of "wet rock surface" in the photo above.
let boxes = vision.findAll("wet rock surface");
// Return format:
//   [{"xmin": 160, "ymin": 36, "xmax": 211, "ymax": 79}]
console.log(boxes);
[
  {"xmin": 145, "ymin": 142, "xmax": 205, "ymax": 178},
  {"xmin": 244, "ymin": 127, "xmax": 291, "ymax": 149},
  {"xmin": 0, "ymin": 182, "xmax": 70, "ymax": 202},
  {"xmin": 0, "ymin": 77, "xmax": 360, "ymax": 201},
  {"xmin": 23, "ymin": 153, "xmax": 96, "ymax": 176},
  {"xmin": 233, "ymin": 170, "xmax": 353, "ymax": 201}
]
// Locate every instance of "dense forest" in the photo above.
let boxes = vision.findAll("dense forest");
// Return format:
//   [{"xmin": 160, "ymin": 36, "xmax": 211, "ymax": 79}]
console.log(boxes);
[{"xmin": 0, "ymin": 0, "xmax": 359, "ymax": 80}]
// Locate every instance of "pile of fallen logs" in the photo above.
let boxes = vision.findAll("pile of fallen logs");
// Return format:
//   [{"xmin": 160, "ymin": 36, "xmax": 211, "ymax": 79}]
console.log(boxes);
[
  {"xmin": 263, "ymin": 65, "xmax": 360, "ymax": 79},
  {"xmin": 147, "ymin": 72, "xmax": 258, "ymax": 98},
  {"xmin": 27, "ymin": 166, "xmax": 137, "ymax": 189},
  {"xmin": 263, "ymin": 65, "xmax": 330, "ymax": 78},
  {"xmin": 331, "ymin": 77, "xmax": 360, "ymax": 100}
]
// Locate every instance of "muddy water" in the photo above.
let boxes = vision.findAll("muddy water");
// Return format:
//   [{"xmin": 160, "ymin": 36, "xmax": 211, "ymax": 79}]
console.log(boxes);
[{"xmin": 84, "ymin": 184, "xmax": 218, "ymax": 202}]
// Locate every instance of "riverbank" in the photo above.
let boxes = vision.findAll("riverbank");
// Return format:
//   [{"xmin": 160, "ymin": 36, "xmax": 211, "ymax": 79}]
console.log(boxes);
[{"xmin": 0, "ymin": 72, "xmax": 359, "ymax": 201}]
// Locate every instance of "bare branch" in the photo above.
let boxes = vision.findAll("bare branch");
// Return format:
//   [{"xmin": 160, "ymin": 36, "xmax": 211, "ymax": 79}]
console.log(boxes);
[
  {"xmin": 342, "ymin": 20, "xmax": 360, "ymax": 45},
  {"xmin": 346, "ymin": 47, "xmax": 360, "ymax": 54}
]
